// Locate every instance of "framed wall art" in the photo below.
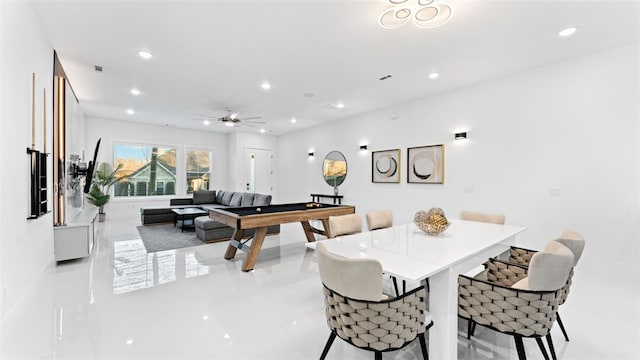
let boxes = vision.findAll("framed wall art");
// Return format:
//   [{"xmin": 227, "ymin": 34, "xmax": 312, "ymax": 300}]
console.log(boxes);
[
  {"xmin": 407, "ymin": 144, "xmax": 444, "ymax": 184},
  {"xmin": 372, "ymin": 149, "xmax": 401, "ymax": 183}
]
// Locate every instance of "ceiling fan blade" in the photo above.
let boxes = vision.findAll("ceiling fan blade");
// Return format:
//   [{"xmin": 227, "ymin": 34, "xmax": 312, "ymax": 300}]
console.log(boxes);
[
  {"xmin": 240, "ymin": 116, "xmax": 262, "ymax": 120},
  {"xmin": 243, "ymin": 120, "xmax": 266, "ymax": 124},
  {"xmin": 229, "ymin": 112, "xmax": 240, "ymax": 120}
]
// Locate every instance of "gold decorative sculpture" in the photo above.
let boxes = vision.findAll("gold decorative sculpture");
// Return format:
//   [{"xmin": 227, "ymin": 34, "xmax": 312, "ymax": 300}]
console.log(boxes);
[{"xmin": 414, "ymin": 207, "xmax": 450, "ymax": 235}]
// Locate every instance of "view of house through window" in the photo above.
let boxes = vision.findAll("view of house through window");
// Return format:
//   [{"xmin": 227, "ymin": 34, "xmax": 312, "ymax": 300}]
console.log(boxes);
[
  {"xmin": 186, "ymin": 149, "xmax": 211, "ymax": 193},
  {"xmin": 114, "ymin": 144, "xmax": 178, "ymax": 197}
]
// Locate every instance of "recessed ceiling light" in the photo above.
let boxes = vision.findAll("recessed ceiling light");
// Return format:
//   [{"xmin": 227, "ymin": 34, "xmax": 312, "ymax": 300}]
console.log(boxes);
[
  {"xmin": 336, "ymin": 102, "xmax": 344, "ymax": 109},
  {"xmin": 138, "ymin": 50, "xmax": 153, "ymax": 59},
  {"xmin": 130, "ymin": 88, "xmax": 141, "ymax": 96},
  {"xmin": 558, "ymin": 27, "xmax": 577, "ymax": 37},
  {"xmin": 260, "ymin": 128, "xmax": 266, "ymax": 133},
  {"xmin": 203, "ymin": 119, "xmax": 210, "ymax": 126},
  {"xmin": 261, "ymin": 82, "xmax": 271, "ymax": 90},
  {"xmin": 290, "ymin": 117, "xmax": 297, "ymax": 123},
  {"xmin": 126, "ymin": 339, "xmax": 133, "ymax": 345},
  {"xmin": 126, "ymin": 108, "xmax": 135, "ymax": 115},
  {"xmin": 428, "ymin": 72, "xmax": 439, "ymax": 79}
]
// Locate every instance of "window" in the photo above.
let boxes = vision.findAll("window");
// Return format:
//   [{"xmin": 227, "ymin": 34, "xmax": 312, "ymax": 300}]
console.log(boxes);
[
  {"xmin": 114, "ymin": 144, "xmax": 177, "ymax": 197},
  {"xmin": 186, "ymin": 148, "xmax": 212, "ymax": 194}
]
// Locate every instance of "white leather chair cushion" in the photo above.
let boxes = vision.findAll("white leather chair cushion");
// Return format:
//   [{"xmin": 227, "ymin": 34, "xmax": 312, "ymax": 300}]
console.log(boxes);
[
  {"xmin": 553, "ymin": 230, "xmax": 585, "ymax": 265},
  {"xmin": 329, "ymin": 213, "xmax": 363, "ymax": 237},
  {"xmin": 512, "ymin": 245, "xmax": 574, "ymax": 291},
  {"xmin": 366, "ymin": 210, "xmax": 393, "ymax": 231},
  {"xmin": 317, "ymin": 242, "xmax": 384, "ymax": 301},
  {"xmin": 459, "ymin": 211, "xmax": 505, "ymax": 225}
]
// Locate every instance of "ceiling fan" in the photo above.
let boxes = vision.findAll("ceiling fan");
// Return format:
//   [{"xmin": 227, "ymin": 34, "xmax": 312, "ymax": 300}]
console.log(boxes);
[{"xmin": 194, "ymin": 108, "xmax": 265, "ymax": 128}]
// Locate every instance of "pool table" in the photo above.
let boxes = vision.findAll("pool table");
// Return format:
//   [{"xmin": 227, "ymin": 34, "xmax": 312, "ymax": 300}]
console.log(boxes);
[{"xmin": 208, "ymin": 202, "xmax": 356, "ymax": 271}]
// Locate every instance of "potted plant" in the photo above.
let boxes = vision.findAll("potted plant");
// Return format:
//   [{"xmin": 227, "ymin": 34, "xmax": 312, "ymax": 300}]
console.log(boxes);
[{"xmin": 86, "ymin": 162, "xmax": 124, "ymax": 221}]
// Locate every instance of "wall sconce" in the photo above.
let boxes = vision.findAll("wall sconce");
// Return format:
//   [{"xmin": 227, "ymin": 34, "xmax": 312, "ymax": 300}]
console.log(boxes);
[
  {"xmin": 454, "ymin": 132, "xmax": 467, "ymax": 140},
  {"xmin": 308, "ymin": 151, "xmax": 315, "ymax": 157},
  {"xmin": 359, "ymin": 145, "xmax": 368, "ymax": 151}
]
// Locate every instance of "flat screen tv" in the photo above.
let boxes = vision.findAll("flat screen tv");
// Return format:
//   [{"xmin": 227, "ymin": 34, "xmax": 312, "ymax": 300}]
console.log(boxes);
[{"xmin": 83, "ymin": 138, "xmax": 101, "ymax": 193}]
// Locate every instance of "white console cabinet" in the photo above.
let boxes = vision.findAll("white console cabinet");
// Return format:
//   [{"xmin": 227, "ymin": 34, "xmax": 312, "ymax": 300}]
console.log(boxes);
[{"xmin": 54, "ymin": 206, "xmax": 99, "ymax": 261}]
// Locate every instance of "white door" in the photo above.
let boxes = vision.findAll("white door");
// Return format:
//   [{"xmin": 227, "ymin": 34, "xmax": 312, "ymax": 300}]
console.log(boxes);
[{"xmin": 245, "ymin": 148, "xmax": 273, "ymax": 194}]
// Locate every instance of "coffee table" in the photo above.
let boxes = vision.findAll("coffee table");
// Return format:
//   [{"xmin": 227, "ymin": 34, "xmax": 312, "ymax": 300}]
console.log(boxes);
[{"xmin": 172, "ymin": 208, "xmax": 207, "ymax": 232}]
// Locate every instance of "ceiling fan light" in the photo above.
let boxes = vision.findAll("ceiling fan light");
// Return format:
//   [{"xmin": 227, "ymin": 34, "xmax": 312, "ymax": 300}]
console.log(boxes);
[{"xmin": 224, "ymin": 121, "xmax": 235, "ymax": 127}]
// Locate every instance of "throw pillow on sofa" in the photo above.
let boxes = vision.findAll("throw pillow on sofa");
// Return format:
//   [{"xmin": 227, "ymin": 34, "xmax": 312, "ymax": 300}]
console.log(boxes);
[
  {"xmin": 229, "ymin": 192, "xmax": 243, "ymax": 207},
  {"xmin": 241, "ymin": 193, "xmax": 255, "ymax": 206},
  {"xmin": 253, "ymin": 194, "xmax": 272, "ymax": 206},
  {"xmin": 220, "ymin": 191, "xmax": 234, "ymax": 206},
  {"xmin": 193, "ymin": 190, "xmax": 216, "ymax": 205}
]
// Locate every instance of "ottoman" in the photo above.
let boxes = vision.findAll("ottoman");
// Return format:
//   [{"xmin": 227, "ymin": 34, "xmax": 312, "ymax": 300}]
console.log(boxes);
[{"xmin": 194, "ymin": 216, "xmax": 235, "ymax": 243}]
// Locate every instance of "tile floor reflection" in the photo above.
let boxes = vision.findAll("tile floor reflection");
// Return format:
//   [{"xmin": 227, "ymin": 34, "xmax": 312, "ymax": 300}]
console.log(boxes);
[{"xmin": 1, "ymin": 217, "xmax": 638, "ymax": 359}]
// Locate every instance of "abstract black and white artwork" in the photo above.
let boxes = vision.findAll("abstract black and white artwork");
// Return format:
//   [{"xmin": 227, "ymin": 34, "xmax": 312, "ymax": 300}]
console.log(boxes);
[
  {"xmin": 407, "ymin": 144, "xmax": 444, "ymax": 184},
  {"xmin": 372, "ymin": 149, "xmax": 401, "ymax": 183}
]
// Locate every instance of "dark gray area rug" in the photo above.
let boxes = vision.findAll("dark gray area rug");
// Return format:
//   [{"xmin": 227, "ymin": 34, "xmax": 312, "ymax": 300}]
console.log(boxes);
[{"xmin": 136, "ymin": 224, "xmax": 205, "ymax": 253}]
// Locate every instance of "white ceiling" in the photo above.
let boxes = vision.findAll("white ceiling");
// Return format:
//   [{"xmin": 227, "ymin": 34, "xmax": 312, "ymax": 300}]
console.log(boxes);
[{"xmin": 32, "ymin": 0, "xmax": 639, "ymax": 135}]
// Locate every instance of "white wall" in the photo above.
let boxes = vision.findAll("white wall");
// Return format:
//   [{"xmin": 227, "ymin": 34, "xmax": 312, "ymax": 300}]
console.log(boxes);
[
  {"xmin": 0, "ymin": 1, "xmax": 55, "ymax": 322},
  {"xmin": 84, "ymin": 117, "xmax": 230, "ymax": 220},
  {"xmin": 275, "ymin": 43, "xmax": 640, "ymax": 266}
]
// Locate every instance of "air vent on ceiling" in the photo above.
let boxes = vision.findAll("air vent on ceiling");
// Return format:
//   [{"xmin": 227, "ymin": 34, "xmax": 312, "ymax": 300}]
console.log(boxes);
[{"xmin": 94, "ymin": 65, "xmax": 103, "ymax": 72}]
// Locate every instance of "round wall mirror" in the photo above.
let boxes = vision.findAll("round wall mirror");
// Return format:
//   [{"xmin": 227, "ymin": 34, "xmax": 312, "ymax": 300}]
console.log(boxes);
[{"xmin": 322, "ymin": 151, "xmax": 347, "ymax": 187}]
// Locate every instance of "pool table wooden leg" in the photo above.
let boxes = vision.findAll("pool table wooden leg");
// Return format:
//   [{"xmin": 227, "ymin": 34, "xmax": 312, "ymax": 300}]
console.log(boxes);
[
  {"xmin": 300, "ymin": 219, "xmax": 332, "ymax": 241},
  {"xmin": 224, "ymin": 229, "xmax": 245, "ymax": 260},
  {"xmin": 241, "ymin": 226, "xmax": 269, "ymax": 272},
  {"xmin": 321, "ymin": 218, "xmax": 332, "ymax": 238},
  {"xmin": 301, "ymin": 221, "xmax": 316, "ymax": 242}
]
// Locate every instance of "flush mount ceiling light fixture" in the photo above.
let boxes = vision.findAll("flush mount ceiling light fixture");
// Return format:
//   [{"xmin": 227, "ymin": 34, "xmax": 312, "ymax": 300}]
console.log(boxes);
[
  {"xmin": 137, "ymin": 50, "xmax": 153, "ymax": 59},
  {"xmin": 379, "ymin": 0, "xmax": 453, "ymax": 29},
  {"xmin": 558, "ymin": 26, "xmax": 577, "ymax": 37}
]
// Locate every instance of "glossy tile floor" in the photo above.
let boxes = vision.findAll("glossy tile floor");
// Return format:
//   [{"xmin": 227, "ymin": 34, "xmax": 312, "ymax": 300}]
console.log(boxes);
[{"xmin": 1, "ymin": 217, "xmax": 638, "ymax": 359}]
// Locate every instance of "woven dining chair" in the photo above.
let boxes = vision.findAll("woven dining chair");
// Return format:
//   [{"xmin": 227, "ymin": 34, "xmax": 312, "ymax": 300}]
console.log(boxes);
[
  {"xmin": 328, "ymin": 213, "xmax": 363, "ymax": 238},
  {"xmin": 365, "ymin": 210, "xmax": 404, "ymax": 296},
  {"xmin": 317, "ymin": 243, "xmax": 433, "ymax": 360},
  {"xmin": 505, "ymin": 230, "xmax": 585, "ymax": 341},
  {"xmin": 459, "ymin": 247, "xmax": 574, "ymax": 360}
]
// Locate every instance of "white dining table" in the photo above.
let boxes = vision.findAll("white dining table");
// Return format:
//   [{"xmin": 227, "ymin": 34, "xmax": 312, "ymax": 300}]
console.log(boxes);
[{"xmin": 306, "ymin": 219, "xmax": 527, "ymax": 360}]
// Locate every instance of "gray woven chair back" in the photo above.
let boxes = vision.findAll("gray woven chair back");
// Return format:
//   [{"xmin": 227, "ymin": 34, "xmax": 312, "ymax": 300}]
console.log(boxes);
[
  {"xmin": 458, "ymin": 276, "xmax": 562, "ymax": 337},
  {"xmin": 486, "ymin": 257, "xmax": 575, "ymax": 306},
  {"xmin": 323, "ymin": 285, "xmax": 428, "ymax": 352}
]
